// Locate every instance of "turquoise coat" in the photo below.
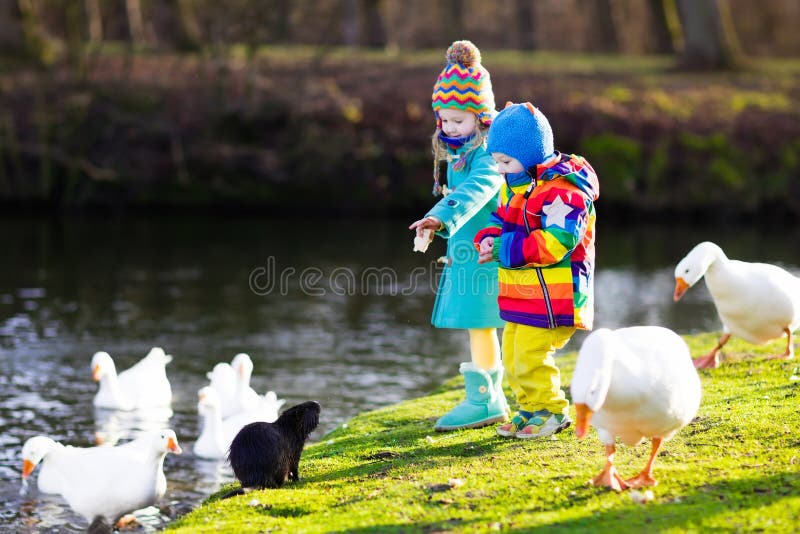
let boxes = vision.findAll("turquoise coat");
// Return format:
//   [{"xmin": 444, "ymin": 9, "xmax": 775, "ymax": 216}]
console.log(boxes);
[{"xmin": 426, "ymin": 142, "xmax": 505, "ymax": 329}]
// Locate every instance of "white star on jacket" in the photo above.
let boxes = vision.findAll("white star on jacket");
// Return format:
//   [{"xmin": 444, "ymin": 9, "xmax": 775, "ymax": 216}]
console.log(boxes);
[{"xmin": 542, "ymin": 195, "xmax": 574, "ymax": 229}]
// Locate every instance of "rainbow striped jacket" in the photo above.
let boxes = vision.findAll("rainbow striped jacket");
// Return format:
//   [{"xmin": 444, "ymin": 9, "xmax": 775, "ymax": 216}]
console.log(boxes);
[{"xmin": 473, "ymin": 153, "xmax": 599, "ymax": 330}]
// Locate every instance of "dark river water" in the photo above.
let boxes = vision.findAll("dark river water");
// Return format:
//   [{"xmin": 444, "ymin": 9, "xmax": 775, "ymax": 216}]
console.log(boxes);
[{"xmin": 1, "ymin": 214, "xmax": 798, "ymax": 532}]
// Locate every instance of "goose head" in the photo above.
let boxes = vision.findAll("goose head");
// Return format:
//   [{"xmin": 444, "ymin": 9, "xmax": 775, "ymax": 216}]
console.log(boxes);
[
  {"xmin": 674, "ymin": 241, "xmax": 725, "ymax": 301},
  {"xmin": 21, "ymin": 436, "xmax": 60, "ymax": 478},
  {"xmin": 141, "ymin": 429, "xmax": 182, "ymax": 456},
  {"xmin": 571, "ymin": 328, "xmax": 617, "ymax": 439},
  {"xmin": 91, "ymin": 351, "xmax": 116, "ymax": 382},
  {"xmin": 158, "ymin": 429, "xmax": 182, "ymax": 455},
  {"xmin": 231, "ymin": 353, "xmax": 254, "ymax": 383},
  {"xmin": 197, "ymin": 386, "xmax": 222, "ymax": 417}
]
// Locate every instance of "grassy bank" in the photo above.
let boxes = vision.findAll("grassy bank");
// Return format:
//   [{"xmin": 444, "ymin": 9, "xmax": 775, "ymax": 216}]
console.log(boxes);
[{"xmin": 166, "ymin": 332, "xmax": 800, "ymax": 533}]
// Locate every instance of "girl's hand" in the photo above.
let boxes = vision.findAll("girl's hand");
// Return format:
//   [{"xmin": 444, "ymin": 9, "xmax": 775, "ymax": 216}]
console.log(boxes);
[
  {"xmin": 477, "ymin": 237, "xmax": 494, "ymax": 264},
  {"xmin": 408, "ymin": 216, "xmax": 443, "ymax": 238}
]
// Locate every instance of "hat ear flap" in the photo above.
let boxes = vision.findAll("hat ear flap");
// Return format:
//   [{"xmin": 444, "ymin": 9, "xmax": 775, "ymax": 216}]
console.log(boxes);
[{"xmin": 504, "ymin": 101, "xmax": 514, "ymax": 109}]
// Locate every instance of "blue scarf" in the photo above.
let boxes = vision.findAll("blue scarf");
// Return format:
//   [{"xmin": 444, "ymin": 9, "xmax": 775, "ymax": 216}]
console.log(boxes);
[{"xmin": 438, "ymin": 132, "xmax": 475, "ymax": 150}]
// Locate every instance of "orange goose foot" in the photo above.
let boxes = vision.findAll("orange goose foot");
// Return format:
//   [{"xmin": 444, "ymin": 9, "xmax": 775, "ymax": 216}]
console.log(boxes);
[
  {"xmin": 591, "ymin": 463, "xmax": 630, "ymax": 492},
  {"xmin": 625, "ymin": 471, "xmax": 658, "ymax": 488}
]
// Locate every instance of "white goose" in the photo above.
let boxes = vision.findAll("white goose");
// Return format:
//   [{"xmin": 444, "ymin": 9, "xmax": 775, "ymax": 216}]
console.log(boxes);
[
  {"xmin": 206, "ymin": 362, "xmax": 236, "ymax": 410},
  {"xmin": 22, "ymin": 436, "xmax": 74, "ymax": 494},
  {"xmin": 674, "ymin": 241, "xmax": 800, "ymax": 368},
  {"xmin": 206, "ymin": 353, "xmax": 261, "ymax": 417},
  {"xmin": 91, "ymin": 348, "xmax": 173, "ymax": 410},
  {"xmin": 571, "ymin": 327, "xmax": 701, "ymax": 491},
  {"xmin": 21, "ymin": 429, "xmax": 182, "ymax": 526},
  {"xmin": 194, "ymin": 386, "xmax": 284, "ymax": 459}
]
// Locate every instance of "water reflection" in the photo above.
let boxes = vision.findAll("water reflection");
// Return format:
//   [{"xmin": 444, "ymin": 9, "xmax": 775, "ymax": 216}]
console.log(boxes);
[
  {"xmin": 94, "ymin": 407, "xmax": 175, "ymax": 446},
  {"xmin": 190, "ymin": 458, "xmax": 236, "ymax": 496},
  {"xmin": 1, "ymin": 215, "xmax": 799, "ymax": 531}
]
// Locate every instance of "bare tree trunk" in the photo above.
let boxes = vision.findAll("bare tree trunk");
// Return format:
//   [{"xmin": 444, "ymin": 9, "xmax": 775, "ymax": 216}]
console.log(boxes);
[
  {"xmin": 512, "ymin": 0, "xmax": 536, "ymax": 50},
  {"xmin": 644, "ymin": 0, "xmax": 675, "ymax": 54},
  {"xmin": 360, "ymin": 0, "xmax": 385, "ymax": 47},
  {"xmin": 0, "ymin": 0, "xmax": 26, "ymax": 56},
  {"xmin": 125, "ymin": 0, "xmax": 146, "ymax": 47},
  {"xmin": 84, "ymin": 0, "xmax": 102, "ymax": 42},
  {"xmin": 342, "ymin": 0, "xmax": 386, "ymax": 48},
  {"xmin": 65, "ymin": 0, "xmax": 86, "ymax": 78},
  {"xmin": 675, "ymin": 0, "xmax": 740, "ymax": 69},
  {"xmin": 342, "ymin": 0, "xmax": 358, "ymax": 47},
  {"xmin": 444, "ymin": 0, "xmax": 463, "ymax": 45},
  {"xmin": 269, "ymin": 0, "xmax": 291, "ymax": 43},
  {"xmin": 587, "ymin": 0, "xmax": 619, "ymax": 53},
  {"xmin": 175, "ymin": 0, "xmax": 202, "ymax": 50},
  {"xmin": 17, "ymin": 0, "xmax": 51, "ymax": 64}
]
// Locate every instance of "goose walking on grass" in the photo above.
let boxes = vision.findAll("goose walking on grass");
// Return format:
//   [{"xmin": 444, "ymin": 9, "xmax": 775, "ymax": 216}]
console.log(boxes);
[
  {"xmin": 571, "ymin": 327, "xmax": 701, "ymax": 491},
  {"xmin": 91, "ymin": 347, "xmax": 173, "ymax": 410},
  {"xmin": 673, "ymin": 241, "xmax": 800, "ymax": 368}
]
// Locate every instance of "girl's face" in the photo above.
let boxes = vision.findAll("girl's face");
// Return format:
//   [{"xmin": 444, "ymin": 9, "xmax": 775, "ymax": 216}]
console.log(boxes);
[
  {"xmin": 491, "ymin": 152, "xmax": 524, "ymax": 175},
  {"xmin": 438, "ymin": 108, "xmax": 477, "ymax": 138}
]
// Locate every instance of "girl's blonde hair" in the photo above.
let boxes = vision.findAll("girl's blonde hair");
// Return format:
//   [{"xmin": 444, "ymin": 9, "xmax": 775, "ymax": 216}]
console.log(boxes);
[{"xmin": 431, "ymin": 121, "xmax": 490, "ymax": 196}]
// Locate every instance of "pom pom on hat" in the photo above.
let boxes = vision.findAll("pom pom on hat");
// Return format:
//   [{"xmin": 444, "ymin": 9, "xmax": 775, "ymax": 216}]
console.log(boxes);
[
  {"xmin": 486, "ymin": 102, "xmax": 554, "ymax": 170},
  {"xmin": 432, "ymin": 40, "xmax": 495, "ymax": 126},
  {"xmin": 446, "ymin": 40, "xmax": 481, "ymax": 68}
]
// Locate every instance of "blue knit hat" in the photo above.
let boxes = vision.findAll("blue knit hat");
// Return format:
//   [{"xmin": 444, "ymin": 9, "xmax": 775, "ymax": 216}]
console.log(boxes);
[{"xmin": 486, "ymin": 102, "xmax": 554, "ymax": 170}]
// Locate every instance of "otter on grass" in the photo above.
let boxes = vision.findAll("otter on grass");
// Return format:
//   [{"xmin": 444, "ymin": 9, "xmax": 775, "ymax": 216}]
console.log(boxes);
[{"xmin": 224, "ymin": 401, "xmax": 320, "ymax": 497}]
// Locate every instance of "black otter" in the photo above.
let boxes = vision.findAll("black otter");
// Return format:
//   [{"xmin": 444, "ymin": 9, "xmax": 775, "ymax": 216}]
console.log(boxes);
[{"xmin": 224, "ymin": 400, "xmax": 320, "ymax": 496}]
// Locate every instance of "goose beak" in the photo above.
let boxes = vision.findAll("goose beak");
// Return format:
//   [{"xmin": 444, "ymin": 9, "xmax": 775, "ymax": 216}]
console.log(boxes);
[
  {"xmin": 167, "ymin": 436, "xmax": 182, "ymax": 454},
  {"xmin": 22, "ymin": 459, "xmax": 35, "ymax": 478},
  {"xmin": 673, "ymin": 277, "xmax": 689, "ymax": 301},
  {"xmin": 92, "ymin": 364, "xmax": 102, "ymax": 381},
  {"xmin": 574, "ymin": 403, "xmax": 593, "ymax": 439}
]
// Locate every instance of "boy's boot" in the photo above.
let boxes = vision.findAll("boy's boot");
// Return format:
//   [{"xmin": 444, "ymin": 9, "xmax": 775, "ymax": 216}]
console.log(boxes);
[{"xmin": 434, "ymin": 363, "xmax": 509, "ymax": 431}]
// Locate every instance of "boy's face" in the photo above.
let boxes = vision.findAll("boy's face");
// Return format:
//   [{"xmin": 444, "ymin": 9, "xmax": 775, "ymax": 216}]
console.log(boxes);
[
  {"xmin": 491, "ymin": 152, "xmax": 524, "ymax": 175},
  {"xmin": 438, "ymin": 108, "xmax": 477, "ymax": 138}
]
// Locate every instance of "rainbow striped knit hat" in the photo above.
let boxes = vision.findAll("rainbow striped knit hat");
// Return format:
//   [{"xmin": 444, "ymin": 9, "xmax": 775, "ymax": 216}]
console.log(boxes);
[{"xmin": 431, "ymin": 40, "xmax": 496, "ymax": 126}]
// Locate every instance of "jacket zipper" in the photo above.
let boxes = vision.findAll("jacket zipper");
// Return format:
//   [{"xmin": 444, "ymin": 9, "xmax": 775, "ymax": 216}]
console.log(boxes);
[
  {"xmin": 523, "ymin": 169, "xmax": 556, "ymax": 328},
  {"xmin": 536, "ymin": 267, "xmax": 556, "ymax": 328},
  {"xmin": 522, "ymin": 171, "xmax": 536, "ymax": 234}
]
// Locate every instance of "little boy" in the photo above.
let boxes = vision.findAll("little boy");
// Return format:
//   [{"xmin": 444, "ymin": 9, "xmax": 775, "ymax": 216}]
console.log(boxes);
[{"xmin": 474, "ymin": 102, "xmax": 599, "ymax": 439}]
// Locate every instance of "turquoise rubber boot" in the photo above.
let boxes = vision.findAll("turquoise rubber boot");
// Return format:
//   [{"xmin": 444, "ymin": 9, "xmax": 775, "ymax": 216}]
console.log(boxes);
[
  {"xmin": 434, "ymin": 363, "xmax": 509, "ymax": 431},
  {"xmin": 488, "ymin": 365, "xmax": 510, "ymax": 414}
]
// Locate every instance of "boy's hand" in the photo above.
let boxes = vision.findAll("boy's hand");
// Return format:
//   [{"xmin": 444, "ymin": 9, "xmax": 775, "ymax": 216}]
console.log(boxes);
[
  {"xmin": 409, "ymin": 216, "xmax": 443, "ymax": 237},
  {"xmin": 477, "ymin": 237, "xmax": 494, "ymax": 264}
]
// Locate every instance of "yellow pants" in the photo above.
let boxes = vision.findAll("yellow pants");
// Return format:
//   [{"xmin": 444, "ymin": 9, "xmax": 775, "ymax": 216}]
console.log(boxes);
[{"xmin": 502, "ymin": 323, "xmax": 576, "ymax": 415}]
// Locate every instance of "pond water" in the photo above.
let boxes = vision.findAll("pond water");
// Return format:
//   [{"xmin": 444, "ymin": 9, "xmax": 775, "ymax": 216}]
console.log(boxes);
[{"xmin": 1, "ymin": 213, "xmax": 798, "ymax": 532}]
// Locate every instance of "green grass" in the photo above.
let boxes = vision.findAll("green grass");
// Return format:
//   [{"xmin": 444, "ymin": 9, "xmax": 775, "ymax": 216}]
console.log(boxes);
[{"xmin": 169, "ymin": 332, "xmax": 800, "ymax": 533}]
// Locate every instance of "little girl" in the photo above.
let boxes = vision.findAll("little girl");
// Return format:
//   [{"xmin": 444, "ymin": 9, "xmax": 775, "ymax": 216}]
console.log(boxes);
[{"xmin": 409, "ymin": 40, "xmax": 507, "ymax": 431}]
